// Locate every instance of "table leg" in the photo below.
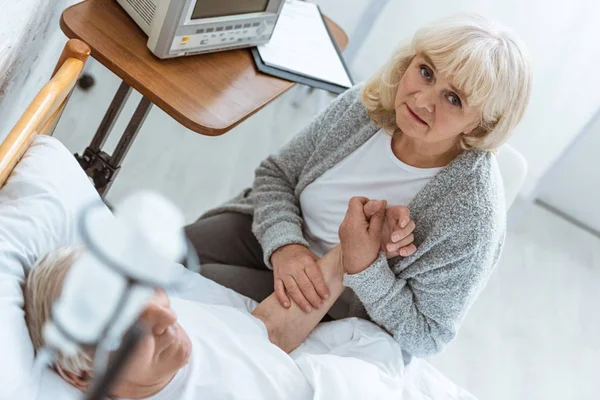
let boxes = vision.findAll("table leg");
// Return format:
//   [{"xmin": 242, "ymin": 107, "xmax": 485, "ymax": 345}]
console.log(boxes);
[
  {"xmin": 90, "ymin": 81, "xmax": 132, "ymax": 152},
  {"xmin": 98, "ymin": 96, "xmax": 152, "ymax": 197},
  {"xmin": 75, "ymin": 80, "xmax": 152, "ymax": 198}
]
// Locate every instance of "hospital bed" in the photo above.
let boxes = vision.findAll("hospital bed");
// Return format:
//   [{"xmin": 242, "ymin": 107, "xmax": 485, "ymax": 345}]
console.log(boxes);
[{"xmin": 0, "ymin": 39, "xmax": 491, "ymax": 400}]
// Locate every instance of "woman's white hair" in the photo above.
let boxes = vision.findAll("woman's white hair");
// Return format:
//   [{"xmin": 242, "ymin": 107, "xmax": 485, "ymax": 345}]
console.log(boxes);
[
  {"xmin": 362, "ymin": 13, "xmax": 532, "ymax": 151},
  {"xmin": 24, "ymin": 246, "xmax": 93, "ymax": 376}
]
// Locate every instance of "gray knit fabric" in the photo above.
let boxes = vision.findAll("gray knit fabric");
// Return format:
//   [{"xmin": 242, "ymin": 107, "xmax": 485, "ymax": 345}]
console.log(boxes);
[{"xmin": 201, "ymin": 84, "xmax": 506, "ymax": 357}]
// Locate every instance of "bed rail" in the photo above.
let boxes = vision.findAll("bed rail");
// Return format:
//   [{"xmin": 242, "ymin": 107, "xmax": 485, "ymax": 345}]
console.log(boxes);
[{"xmin": 0, "ymin": 39, "xmax": 90, "ymax": 187}]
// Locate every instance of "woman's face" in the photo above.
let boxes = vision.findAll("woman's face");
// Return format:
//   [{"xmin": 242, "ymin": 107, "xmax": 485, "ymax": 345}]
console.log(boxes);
[{"xmin": 394, "ymin": 54, "xmax": 480, "ymax": 147}]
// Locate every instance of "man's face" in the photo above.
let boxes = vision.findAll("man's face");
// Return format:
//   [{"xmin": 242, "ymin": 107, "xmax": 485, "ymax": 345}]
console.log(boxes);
[
  {"xmin": 56, "ymin": 286, "xmax": 191, "ymax": 398},
  {"xmin": 108, "ymin": 289, "xmax": 192, "ymax": 398}
]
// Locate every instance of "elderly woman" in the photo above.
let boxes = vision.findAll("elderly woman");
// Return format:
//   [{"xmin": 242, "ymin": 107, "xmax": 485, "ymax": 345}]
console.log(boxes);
[{"xmin": 186, "ymin": 13, "xmax": 532, "ymax": 358}]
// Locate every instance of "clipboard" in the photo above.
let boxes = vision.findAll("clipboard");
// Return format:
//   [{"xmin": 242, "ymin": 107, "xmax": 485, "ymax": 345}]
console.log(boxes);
[{"xmin": 251, "ymin": 2, "xmax": 354, "ymax": 95}]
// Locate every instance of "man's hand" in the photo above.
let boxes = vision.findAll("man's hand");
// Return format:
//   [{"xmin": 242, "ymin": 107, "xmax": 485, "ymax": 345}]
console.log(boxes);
[
  {"xmin": 253, "ymin": 246, "xmax": 344, "ymax": 353},
  {"xmin": 338, "ymin": 197, "xmax": 387, "ymax": 275},
  {"xmin": 365, "ymin": 205, "xmax": 417, "ymax": 259},
  {"xmin": 271, "ymin": 244, "xmax": 330, "ymax": 312}
]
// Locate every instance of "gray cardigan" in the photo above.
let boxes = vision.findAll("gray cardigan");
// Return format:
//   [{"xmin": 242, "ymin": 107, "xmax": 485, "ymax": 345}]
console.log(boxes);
[{"xmin": 202, "ymin": 84, "xmax": 506, "ymax": 357}]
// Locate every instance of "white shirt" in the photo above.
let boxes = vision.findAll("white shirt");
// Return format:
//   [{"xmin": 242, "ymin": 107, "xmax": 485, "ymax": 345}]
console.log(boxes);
[
  {"xmin": 109, "ymin": 265, "xmax": 407, "ymax": 400},
  {"xmin": 150, "ymin": 297, "xmax": 312, "ymax": 400},
  {"xmin": 299, "ymin": 129, "xmax": 442, "ymax": 257},
  {"xmin": 147, "ymin": 298, "xmax": 312, "ymax": 400}
]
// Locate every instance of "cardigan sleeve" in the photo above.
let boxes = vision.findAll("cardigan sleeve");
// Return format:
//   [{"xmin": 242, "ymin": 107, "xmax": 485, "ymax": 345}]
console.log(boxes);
[
  {"xmin": 251, "ymin": 85, "xmax": 361, "ymax": 269},
  {"xmin": 344, "ymin": 211, "xmax": 505, "ymax": 357}
]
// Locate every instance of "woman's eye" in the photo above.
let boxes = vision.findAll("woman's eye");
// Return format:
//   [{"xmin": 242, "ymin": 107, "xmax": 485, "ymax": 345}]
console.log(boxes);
[
  {"xmin": 420, "ymin": 66, "xmax": 432, "ymax": 80},
  {"xmin": 448, "ymin": 94, "xmax": 462, "ymax": 108}
]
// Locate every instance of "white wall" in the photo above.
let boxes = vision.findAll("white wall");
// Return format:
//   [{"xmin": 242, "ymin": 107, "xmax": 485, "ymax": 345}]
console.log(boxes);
[
  {"xmin": 0, "ymin": 0, "xmax": 80, "ymax": 142},
  {"xmin": 316, "ymin": 0, "xmax": 600, "ymax": 196},
  {"xmin": 3, "ymin": 0, "xmax": 598, "ymax": 198},
  {"xmin": 537, "ymin": 109, "xmax": 600, "ymax": 232}
]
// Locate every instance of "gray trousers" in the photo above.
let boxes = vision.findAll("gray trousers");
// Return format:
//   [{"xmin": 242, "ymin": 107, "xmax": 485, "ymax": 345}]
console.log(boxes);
[
  {"xmin": 185, "ymin": 212, "xmax": 275, "ymax": 303},
  {"xmin": 184, "ymin": 212, "xmax": 358, "ymax": 320}
]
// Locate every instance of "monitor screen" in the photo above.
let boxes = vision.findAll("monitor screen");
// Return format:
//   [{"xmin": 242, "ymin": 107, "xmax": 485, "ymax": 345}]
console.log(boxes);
[{"xmin": 192, "ymin": 0, "xmax": 270, "ymax": 19}]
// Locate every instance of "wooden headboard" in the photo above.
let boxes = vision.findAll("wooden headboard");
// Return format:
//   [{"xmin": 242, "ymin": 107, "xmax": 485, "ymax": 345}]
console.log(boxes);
[{"xmin": 0, "ymin": 39, "xmax": 90, "ymax": 187}]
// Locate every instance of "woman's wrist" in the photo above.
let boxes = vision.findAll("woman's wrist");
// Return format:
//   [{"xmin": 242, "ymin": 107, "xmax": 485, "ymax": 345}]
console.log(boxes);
[
  {"xmin": 271, "ymin": 243, "xmax": 304, "ymax": 265},
  {"xmin": 343, "ymin": 252, "xmax": 378, "ymax": 275}
]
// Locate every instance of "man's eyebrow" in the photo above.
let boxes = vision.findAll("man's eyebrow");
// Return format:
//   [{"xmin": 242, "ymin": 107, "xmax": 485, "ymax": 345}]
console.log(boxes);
[{"xmin": 421, "ymin": 53, "xmax": 468, "ymax": 104}]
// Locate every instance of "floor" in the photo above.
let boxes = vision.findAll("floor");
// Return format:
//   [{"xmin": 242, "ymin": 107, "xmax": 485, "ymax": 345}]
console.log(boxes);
[
  {"xmin": 53, "ymin": 59, "xmax": 599, "ymax": 400},
  {"xmin": 429, "ymin": 204, "xmax": 599, "ymax": 400}
]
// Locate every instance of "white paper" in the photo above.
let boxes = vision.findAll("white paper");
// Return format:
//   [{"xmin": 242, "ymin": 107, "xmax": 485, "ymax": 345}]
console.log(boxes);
[{"xmin": 257, "ymin": 0, "xmax": 352, "ymax": 88}]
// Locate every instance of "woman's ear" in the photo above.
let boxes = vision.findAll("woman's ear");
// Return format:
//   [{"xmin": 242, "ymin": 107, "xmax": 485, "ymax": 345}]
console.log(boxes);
[
  {"xmin": 463, "ymin": 114, "xmax": 485, "ymax": 136},
  {"xmin": 55, "ymin": 365, "xmax": 92, "ymax": 391},
  {"xmin": 464, "ymin": 124, "xmax": 486, "ymax": 138},
  {"xmin": 463, "ymin": 120, "xmax": 480, "ymax": 136}
]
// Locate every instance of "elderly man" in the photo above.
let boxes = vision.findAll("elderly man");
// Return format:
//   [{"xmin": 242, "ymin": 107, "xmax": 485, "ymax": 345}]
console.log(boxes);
[{"xmin": 24, "ymin": 198, "xmax": 391, "ymax": 399}]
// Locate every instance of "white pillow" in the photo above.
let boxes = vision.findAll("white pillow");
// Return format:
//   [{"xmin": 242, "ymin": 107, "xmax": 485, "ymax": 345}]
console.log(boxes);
[{"xmin": 0, "ymin": 135, "xmax": 112, "ymax": 399}]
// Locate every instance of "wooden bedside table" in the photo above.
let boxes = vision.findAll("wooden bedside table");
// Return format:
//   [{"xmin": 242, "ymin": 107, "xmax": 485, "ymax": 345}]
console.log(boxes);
[{"xmin": 60, "ymin": 0, "xmax": 348, "ymax": 196}]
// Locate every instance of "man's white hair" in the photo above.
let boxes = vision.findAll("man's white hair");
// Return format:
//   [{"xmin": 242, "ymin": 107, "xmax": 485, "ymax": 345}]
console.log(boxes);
[{"xmin": 24, "ymin": 246, "xmax": 93, "ymax": 375}]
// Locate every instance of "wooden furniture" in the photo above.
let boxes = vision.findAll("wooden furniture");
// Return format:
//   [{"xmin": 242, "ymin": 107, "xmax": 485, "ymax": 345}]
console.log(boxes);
[
  {"xmin": 0, "ymin": 39, "xmax": 90, "ymax": 187},
  {"xmin": 60, "ymin": 0, "xmax": 348, "ymax": 196}
]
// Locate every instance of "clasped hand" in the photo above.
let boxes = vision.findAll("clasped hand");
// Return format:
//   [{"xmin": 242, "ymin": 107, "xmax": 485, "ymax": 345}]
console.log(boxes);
[
  {"xmin": 338, "ymin": 197, "xmax": 416, "ymax": 275},
  {"xmin": 271, "ymin": 197, "xmax": 416, "ymax": 312}
]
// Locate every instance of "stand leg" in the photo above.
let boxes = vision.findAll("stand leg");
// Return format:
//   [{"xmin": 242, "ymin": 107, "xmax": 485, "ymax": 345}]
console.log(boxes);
[
  {"xmin": 90, "ymin": 81, "xmax": 132, "ymax": 152},
  {"xmin": 75, "ymin": 80, "xmax": 152, "ymax": 199},
  {"xmin": 84, "ymin": 321, "xmax": 146, "ymax": 400},
  {"xmin": 291, "ymin": 85, "xmax": 313, "ymax": 108},
  {"xmin": 98, "ymin": 97, "xmax": 152, "ymax": 197}
]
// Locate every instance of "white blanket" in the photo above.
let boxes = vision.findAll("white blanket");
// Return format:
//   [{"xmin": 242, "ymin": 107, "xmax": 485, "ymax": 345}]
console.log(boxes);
[
  {"xmin": 171, "ymin": 264, "xmax": 477, "ymax": 400},
  {"xmin": 36, "ymin": 263, "xmax": 477, "ymax": 399}
]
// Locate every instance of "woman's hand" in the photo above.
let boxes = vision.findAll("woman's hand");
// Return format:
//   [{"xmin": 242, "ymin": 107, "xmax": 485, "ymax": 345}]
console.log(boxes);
[
  {"xmin": 271, "ymin": 244, "xmax": 330, "ymax": 312},
  {"xmin": 338, "ymin": 197, "xmax": 387, "ymax": 275},
  {"xmin": 363, "ymin": 203, "xmax": 416, "ymax": 258},
  {"xmin": 380, "ymin": 206, "xmax": 417, "ymax": 259}
]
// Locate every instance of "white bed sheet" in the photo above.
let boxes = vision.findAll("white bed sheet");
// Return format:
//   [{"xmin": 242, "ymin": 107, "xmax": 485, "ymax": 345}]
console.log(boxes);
[{"xmin": 36, "ymin": 263, "xmax": 477, "ymax": 400}]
